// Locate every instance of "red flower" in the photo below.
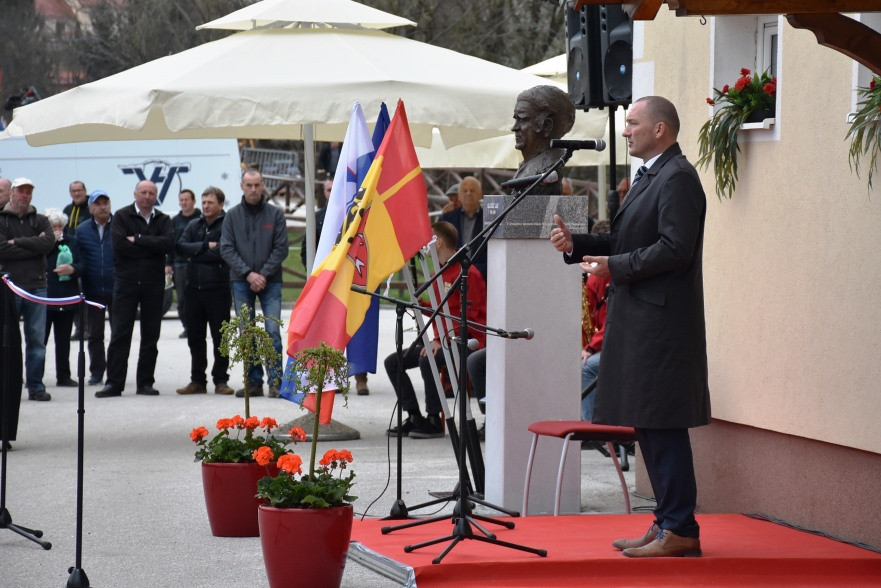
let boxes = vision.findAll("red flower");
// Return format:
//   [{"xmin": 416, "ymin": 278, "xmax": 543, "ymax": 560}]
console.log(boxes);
[
  {"xmin": 231, "ymin": 415, "xmax": 244, "ymax": 428},
  {"xmin": 872, "ymin": 79, "xmax": 876, "ymax": 90},
  {"xmin": 260, "ymin": 417, "xmax": 278, "ymax": 430},
  {"xmin": 762, "ymin": 82, "xmax": 776, "ymax": 96},
  {"xmin": 243, "ymin": 416, "xmax": 260, "ymax": 430},
  {"xmin": 320, "ymin": 449, "xmax": 354, "ymax": 467},
  {"xmin": 216, "ymin": 418, "xmax": 232, "ymax": 430},
  {"xmin": 336, "ymin": 450, "xmax": 354, "ymax": 463},
  {"xmin": 289, "ymin": 426, "xmax": 307, "ymax": 442},
  {"xmin": 706, "ymin": 97, "xmax": 715, "ymax": 106},
  {"xmin": 253, "ymin": 446, "xmax": 274, "ymax": 466},
  {"xmin": 190, "ymin": 426, "xmax": 209, "ymax": 443},
  {"xmin": 722, "ymin": 84, "xmax": 729, "ymax": 94},
  {"xmin": 278, "ymin": 454, "xmax": 303, "ymax": 475},
  {"xmin": 740, "ymin": 68, "xmax": 751, "ymax": 76},
  {"xmin": 734, "ymin": 76, "xmax": 750, "ymax": 91}
]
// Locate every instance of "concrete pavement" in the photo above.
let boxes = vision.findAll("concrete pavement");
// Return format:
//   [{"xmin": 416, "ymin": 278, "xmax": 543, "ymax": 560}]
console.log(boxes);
[{"xmin": 1, "ymin": 307, "xmax": 649, "ymax": 587}]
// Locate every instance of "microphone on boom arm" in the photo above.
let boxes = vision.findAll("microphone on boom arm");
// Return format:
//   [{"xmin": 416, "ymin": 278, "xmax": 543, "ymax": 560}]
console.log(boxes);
[
  {"xmin": 500, "ymin": 171, "xmax": 559, "ymax": 191},
  {"xmin": 550, "ymin": 139, "xmax": 607, "ymax": 152}
]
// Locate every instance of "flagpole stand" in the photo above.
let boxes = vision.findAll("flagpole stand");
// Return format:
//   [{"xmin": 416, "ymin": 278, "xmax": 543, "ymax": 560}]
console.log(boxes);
[{"xmin": 275, "ymin": 414, "xmax": 360, "ymax": 443}]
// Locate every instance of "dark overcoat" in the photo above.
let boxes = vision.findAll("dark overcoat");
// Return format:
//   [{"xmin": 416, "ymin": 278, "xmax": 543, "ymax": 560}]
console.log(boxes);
[{"xmin": 569, "ymin": 143, "xmax": 711, "ymax": 429}]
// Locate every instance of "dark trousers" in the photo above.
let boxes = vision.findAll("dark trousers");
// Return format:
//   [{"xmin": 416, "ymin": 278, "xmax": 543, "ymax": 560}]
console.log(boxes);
[
  {"xmin": 384, "ymin": 343, "xmax": 461, "ymax": 417},
  {"xmin": 106, "ymin": 280, "xmax": 164, "ymax": 391},
  {"xmin": 85, "ymin": 295, "xmax": 111, "ymax": 379},
  {"xmin": 173, "ymin": 265, "xmax": 188, "ymax": 330},
  {"xmin": 636, "ymin": 427, "xmax": 700, "ymax": 538},
  {"xmin": 0, "ymin": 286, "xmax": 23, "ymax": 441},
  {"xmin": 185, "ymin": 286, "xmax": 231, "ymax": 386},
  {"xmin": 44, "ymin": 309, "xmax": 76, "ymax": 381}
]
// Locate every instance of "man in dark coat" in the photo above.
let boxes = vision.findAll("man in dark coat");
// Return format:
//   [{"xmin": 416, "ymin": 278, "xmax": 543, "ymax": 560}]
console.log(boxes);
[
  {"xmin": 551, "ymin": 96, "xmax": 711, "ymax": 558},
  {"xmin": 97, "ymin": 180, "xmax": 174, "ymax": 397}
]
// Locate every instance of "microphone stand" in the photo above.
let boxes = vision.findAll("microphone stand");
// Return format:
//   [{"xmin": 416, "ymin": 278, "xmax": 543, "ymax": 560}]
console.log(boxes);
[
  {"xmin": 67, "ymin": 299, "xmax": 91, "ymax": 587},
  {"xmin": 390, "ymin": 149, "xmax": 575, "ymax": 563},
  {"xmin": 0, "ymin": 276, "xmax": 51, "ymax": 550}
]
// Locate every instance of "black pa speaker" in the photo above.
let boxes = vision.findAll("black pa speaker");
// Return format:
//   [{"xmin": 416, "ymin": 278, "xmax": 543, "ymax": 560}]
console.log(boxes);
[
  {"xmin": 566, "ymin": 3, "xmax": 632, "ymax": 109},
  {"xmin": 598, "ymin": 4, "xmax": 633, "ymax": 106}
]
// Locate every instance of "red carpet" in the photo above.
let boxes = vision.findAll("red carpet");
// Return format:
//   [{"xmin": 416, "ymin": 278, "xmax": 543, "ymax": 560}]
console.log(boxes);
[{"xmin": 350, "ymin": 513, "xmax": 881, "ymax": 587}]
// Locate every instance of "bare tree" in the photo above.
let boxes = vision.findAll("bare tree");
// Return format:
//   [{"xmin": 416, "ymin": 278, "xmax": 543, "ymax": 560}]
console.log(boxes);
[{"xmin": 0, "ymin": 1, "xmax": 62, "ymax": 116}]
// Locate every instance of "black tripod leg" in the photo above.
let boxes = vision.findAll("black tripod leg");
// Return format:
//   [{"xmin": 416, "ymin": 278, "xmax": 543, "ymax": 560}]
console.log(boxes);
[{"xmin": 0, "ymin": 508, "xmax": 51, "ymax": 549}]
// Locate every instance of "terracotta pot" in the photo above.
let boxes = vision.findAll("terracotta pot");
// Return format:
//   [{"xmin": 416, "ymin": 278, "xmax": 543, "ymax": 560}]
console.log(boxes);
[
  {"xmin": 201, "ymin": 461, "xmax": 278, "ymax": 537},
  {"xmin": 258, "ymin": 504, "xmax": 353, "ymax": 588}
]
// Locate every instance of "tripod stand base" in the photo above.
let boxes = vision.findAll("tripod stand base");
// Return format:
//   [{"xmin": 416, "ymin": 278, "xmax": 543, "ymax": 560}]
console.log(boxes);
[
  {"xmin": 382, "ymin": 499, "xmax": 412, "ymax": 521},
  {"xmin": 404, "ymin": 515, "xmax": 547, "ymax": 564},
  {"xmin": 0, "ymin": 507, "xmax": 51, "ymax": 549},
  {"xmin": 66, "ymin": 567, "xmax": 91, "ymax": 587}
]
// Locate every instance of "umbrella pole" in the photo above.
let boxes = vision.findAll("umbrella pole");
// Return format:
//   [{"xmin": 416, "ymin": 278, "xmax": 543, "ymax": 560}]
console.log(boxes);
[{"xmin": 304, "ymin": 124, "xmax": 317, "ymax": 271}]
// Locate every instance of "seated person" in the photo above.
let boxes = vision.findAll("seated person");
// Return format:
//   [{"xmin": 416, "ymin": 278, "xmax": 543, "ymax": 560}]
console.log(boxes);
[{"xmin": 384, "ymin": 221, "xmax": 487, "ymax": 439}]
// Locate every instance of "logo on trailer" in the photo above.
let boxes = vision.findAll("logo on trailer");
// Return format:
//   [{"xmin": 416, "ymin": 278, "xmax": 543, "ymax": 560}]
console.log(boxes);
[{"xmin": 119, "ymin": 159, "xmax": 192, "ymax": 206}]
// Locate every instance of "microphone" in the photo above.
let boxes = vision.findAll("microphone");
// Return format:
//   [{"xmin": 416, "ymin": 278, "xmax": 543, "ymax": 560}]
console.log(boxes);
[
  {"xmin": 500, "ymin": 171, "xmax": 559, "ymax": 190},
  {"xmin": 550, "ymin": 139, "xmax": 607, "ymax": 152},
  {"xmin": 503, "ymin": 328, "xmax": 534, "ymax": 340}
]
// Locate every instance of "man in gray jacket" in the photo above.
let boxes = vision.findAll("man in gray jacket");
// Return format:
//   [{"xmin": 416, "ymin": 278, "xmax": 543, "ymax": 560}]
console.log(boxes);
[{"xmin": 220, "ymin": 170, "xmax": 289, "ymax": 397}]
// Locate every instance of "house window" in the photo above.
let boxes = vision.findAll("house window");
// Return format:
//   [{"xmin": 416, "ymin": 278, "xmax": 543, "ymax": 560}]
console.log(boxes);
[{"xmin": 710, "ymin": 15, "xmax": 782, "ymax": 140}]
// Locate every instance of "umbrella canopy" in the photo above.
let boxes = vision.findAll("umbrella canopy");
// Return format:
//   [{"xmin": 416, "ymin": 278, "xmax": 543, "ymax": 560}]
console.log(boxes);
[
  {"xmin": 195, "ymin": 0, "xmax": 416, "ymax": 31},
  {"xmin": 2, "ymin": 27, "xmax": 552, "ymax": 148}
]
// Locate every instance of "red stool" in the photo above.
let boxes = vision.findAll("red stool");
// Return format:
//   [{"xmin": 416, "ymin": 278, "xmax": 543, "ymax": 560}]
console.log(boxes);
[{"xmin": 522, "ymin": 420, "xmax": 637, "ymax": 516}]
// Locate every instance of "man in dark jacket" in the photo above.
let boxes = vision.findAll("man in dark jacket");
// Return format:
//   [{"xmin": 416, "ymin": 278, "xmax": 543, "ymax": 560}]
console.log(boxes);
[
  {"xmin": 97, "ymin": 180, "xmax": 174, "ymax": 397},
  {"xmin": 0, "ymin": 177, "xmax": 55, "ymax": 401},
  {"xmin": 175, "ymin": 187, "xmax": 233, "ymax": 395},
  {"xmin": 63, "ymin": 180, "xmax": 92, "ymax": 239},
  {"xmin": 551, "ymin": 96, "xmax": 711, "ymax": 558},
  {"xmin": 220, "ymin": 170, "xmax": 288, "ymax": 398},
  {"xmin": 75, "ymin": 190, "xmax": 114, "ymax": 385},
  {"xmin": 440, "ymin": 176, "xmax": 487, "ymax": 280}
]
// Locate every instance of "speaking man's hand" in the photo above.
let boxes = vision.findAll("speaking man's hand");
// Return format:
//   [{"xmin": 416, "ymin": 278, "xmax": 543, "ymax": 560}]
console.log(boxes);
[{"xmin": 550, "ymin": 214, "xmax": 573, "ymax": 253}]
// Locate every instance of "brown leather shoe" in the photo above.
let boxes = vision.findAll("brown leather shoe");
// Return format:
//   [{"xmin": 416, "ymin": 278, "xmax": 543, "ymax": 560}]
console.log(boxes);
[
  {"xmin": 622, "ymin": 529, "xmax": 701, "ymax": 558},
  {"xmin": 355, "ymin": 373, "xmax": 369, "ymax": 396},
  {"xmin": 176, "ymin": 383, "xmax": 207, "ymax": 395},
  {"xmin": 214, "ymin": 383, "xmax": 234, "ymax": 395},
  {"xmin": 612, "ymin": 523, "xmax": 659, "ymax": 551}
]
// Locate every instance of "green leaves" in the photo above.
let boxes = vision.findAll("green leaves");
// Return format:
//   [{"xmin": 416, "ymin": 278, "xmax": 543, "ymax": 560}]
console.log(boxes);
[
  {"xmin": 846, "ymin": 76, "xmax": 881, "ymax": 190},
  {"xmin": 256, "ymin": 470, "xmax": 357, "ymax": 509}
]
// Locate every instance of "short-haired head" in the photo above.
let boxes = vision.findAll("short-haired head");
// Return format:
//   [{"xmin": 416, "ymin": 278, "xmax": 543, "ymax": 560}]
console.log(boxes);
[
  {"xmin": 432, "ymin": 220, "xmax": 458, "ymax": 250},
  {"xmin": 635, "ymin": 96, "xmax": 680, "ymax": 138},
  {"xmin": 201, "ymin": 186, "xmax": 225, "ymax": 205},
  {"xmin": 45, "ymin": 207, "xmax": 68, "ymax": 226}
]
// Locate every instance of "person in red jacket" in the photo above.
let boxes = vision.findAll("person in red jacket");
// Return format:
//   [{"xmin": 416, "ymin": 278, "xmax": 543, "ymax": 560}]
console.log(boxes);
[
  {"xmin": 581, "ymin": 220, "xmax": 610, "ymax": 421},
  {"xmin": 384, "ymin": 221, "xmax": 486, "ymax": 439}
]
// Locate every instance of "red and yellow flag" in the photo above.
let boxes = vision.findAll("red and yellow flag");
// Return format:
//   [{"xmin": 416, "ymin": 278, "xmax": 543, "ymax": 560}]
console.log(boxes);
[{"xmin": 286, "ymin": 100, "xmax": 432, "ymax": 422}]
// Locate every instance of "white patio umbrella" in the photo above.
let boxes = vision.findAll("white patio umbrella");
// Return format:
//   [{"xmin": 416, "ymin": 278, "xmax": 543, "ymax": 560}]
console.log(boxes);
[
  {"xmin": 195, "ymin": 0, "xmax": 416, "ymax": 31},
  {"xmin": 1, "ymin": 27, "xmax": 555, "ymax": 265}
]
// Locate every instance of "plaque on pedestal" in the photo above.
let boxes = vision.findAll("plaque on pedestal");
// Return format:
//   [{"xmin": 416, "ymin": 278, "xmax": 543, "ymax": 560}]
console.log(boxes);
[{"xmin": 483, "ymin": 194, "xmax": 590, "ymax": 240}]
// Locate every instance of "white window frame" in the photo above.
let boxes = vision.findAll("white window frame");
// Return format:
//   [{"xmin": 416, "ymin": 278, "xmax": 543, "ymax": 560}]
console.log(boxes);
[{"xmin": 850, "ymin": 13, "xmax": 881, "ymax": 120}]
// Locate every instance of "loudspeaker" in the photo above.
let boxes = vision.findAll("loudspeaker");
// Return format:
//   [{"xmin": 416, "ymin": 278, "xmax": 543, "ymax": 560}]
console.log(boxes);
[
  {"xmin": 566, "ymin": 3, "xmax": 601, "ymax": 109},
  {"xmin": 566, "ymin": 3, "xmax": 632, "ymax": 109},
  {"xmin": 598, "ymin": 4, "xmax": 632, "ymax": 106}
]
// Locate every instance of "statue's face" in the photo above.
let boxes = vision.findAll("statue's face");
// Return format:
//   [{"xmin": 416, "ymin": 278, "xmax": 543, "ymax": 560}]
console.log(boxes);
[{"xmin": 511, "ymin": 98, "xmax": 547, "ymax": 157}]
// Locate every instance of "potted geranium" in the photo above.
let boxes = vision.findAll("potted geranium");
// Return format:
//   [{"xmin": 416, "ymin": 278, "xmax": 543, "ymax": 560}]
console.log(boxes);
[
  {"xmin": 190, "ymin": 416, "xmax": 306, "ymax": 537},
  {"xmin": 255, "ymin": 343, "xmax": 355, "ymax": 588},
  {"xmin": 697, "ymin": 68, "xmax": 777, "ymax": 199},
  {"xmin": 188, "ymin": 303, "xmax": 288, "ymax": 537},
  {"xmin": 847, "ymin": 75, "xmax": 881, "ymax": 189}
]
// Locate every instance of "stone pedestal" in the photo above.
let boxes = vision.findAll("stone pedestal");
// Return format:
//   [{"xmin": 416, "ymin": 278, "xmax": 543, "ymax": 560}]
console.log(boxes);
[{"xmin": 482, "ymin": 194, "xmax": 587, "ymax": 515}]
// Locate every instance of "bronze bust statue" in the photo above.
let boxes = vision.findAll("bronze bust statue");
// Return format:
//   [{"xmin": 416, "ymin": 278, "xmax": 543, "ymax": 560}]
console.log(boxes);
[{"xmin": 511, "ymin": 85, "xmax": 576, "ymax": 195}]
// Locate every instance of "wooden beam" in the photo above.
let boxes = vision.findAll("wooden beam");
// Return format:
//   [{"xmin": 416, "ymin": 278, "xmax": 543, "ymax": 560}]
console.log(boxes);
[
  {"xmin": 670, "ymin": 1, "xmax": 881, "ymax": 16},
  {"xmin": 787, "ymin": 13, "xmax": 881, "ymax": 77},
  {"xmin": 630, "ymin": 0, "xmax": 664, "ymax": 20}
]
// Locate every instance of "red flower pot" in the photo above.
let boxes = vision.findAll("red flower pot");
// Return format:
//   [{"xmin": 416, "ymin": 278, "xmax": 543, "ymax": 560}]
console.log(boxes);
[
  {"xmin": 201, "ymin": 461, "xmax": 278, "ymax": 537},
  {"xmin": 258, "ymin": 504, "xmax": 353, "ymax": 588}
]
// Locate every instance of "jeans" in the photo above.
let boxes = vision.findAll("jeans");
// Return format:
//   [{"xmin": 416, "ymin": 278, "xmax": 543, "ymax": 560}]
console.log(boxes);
[
  {"xmin": 581, "ymin": 351, "xmax": 601, "ymax": 421},
  {"xmin": 14, "ymin": 288, "xmax": 47, "ymax": 393},
  {"xmin": 231, "ymin": 280, "xmax": 283, "ymax": 387}
]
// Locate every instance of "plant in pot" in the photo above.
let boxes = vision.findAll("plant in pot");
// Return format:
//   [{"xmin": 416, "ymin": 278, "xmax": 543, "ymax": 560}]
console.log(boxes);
[
  {"xmin": 697, "ymin": 68, "xmax": 777, "ymax": 199},
  {"xmin": 255, "ymin": 342, "xmax": 355, "ymax": 588},
  {"xmin": 188, "ymin": 303, "xmax": 295, "ymax": 537},
  {"xmin": 847, "ymin": 75, "xmax": 881, "ymax": 190}
]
